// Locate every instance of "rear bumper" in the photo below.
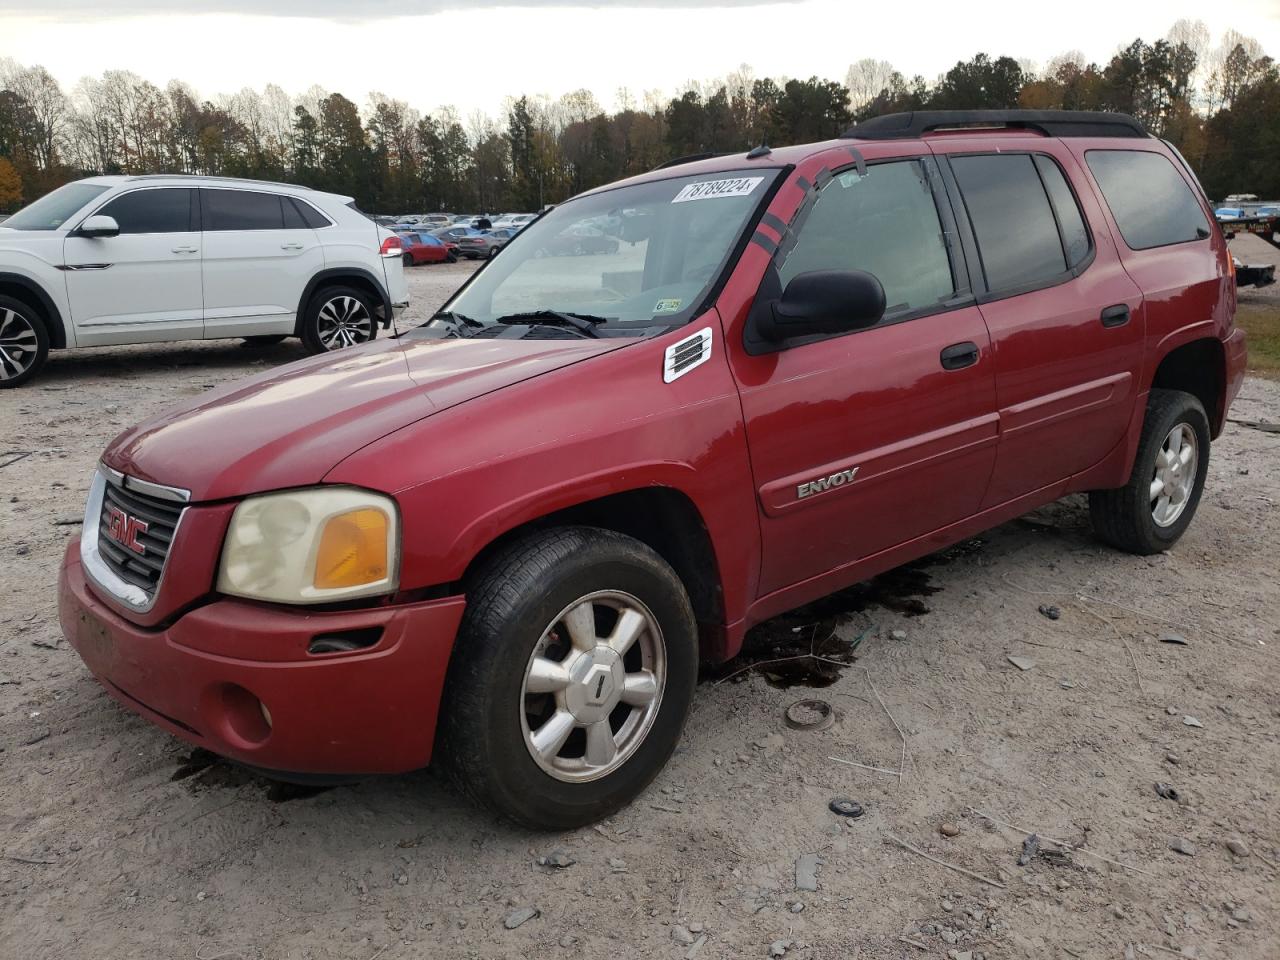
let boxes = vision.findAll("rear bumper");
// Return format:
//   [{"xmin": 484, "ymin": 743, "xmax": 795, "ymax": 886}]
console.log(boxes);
[{"xmin": 59, "ymin": 541, "xmax": 465, "ymax": 775}]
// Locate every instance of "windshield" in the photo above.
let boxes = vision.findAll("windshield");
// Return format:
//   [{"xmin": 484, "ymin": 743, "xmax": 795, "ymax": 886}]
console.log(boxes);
[
  {"xmin": 3, "ymin": 182, "xmax": 110, "ymax": 231},
  {"xmin": 437, "ymin": 168, "xmax": 779, "ymax": 334}
]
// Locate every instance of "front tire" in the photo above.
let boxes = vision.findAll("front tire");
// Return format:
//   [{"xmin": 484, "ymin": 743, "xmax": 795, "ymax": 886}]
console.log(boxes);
[
  {"xmin": 1089, "ymin": 388, "xmax": 1210, "ymax": 554},
  {"xmin": 439, "ymin": 527, "xmax": 697, "ymax": 830},
  {"xmin": 0, "ymin": 295, "xmax": 49, "ymax": 389},
  {"xmin": 300, "ymin": 286, "xmax": 377, "ymax": 355}
]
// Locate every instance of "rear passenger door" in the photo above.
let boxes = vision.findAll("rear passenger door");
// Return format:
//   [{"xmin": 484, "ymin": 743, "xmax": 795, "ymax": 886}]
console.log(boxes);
[
  {"xmin": 731, "ymin": 156, "xmax": 999, "ymax": 597},
  {"xmin": 936, "ymin": 145, "xmax": 1145, "ymax": 506},
  {"xmin": 199, "ymin": 188, "xmax": 326, "ymax": 338}
]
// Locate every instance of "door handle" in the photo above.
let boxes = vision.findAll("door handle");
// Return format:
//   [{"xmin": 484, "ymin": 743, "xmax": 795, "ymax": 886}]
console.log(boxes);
[
  {"xmin": 940, "ymin": 341, "xmax": 980, "ymax": 370},
  {"xmin": 1101, "ymin": 304, "xmax": 1130, "ymax": 327},
  {"xmin": 172, "ymin": 245, "xmax": 198, "ymax": 253},
  {"xmin": 280, "ymin": 242, "xmax": 304, "ymax": 250}
]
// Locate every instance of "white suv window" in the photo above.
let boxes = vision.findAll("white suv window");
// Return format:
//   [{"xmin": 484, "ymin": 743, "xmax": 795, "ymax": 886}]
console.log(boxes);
[
  {"xmin": 95, "ymin": 188, "xmax": 195, "ymax": 235},
  {"xmin": 202, "ymin": 189, "xmax": 286, "ymax": 231}
]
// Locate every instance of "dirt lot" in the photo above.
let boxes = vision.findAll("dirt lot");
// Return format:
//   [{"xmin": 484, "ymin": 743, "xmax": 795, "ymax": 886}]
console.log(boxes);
[{"xmin": 2, "ymin": 258, "xmax": 1278, "ymax": 960}]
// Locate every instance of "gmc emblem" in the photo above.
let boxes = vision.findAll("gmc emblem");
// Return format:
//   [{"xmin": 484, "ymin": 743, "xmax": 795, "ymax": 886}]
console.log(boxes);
[{"xmin": 105, "ymin": 505, "xmax": 148, "ymax": 555}]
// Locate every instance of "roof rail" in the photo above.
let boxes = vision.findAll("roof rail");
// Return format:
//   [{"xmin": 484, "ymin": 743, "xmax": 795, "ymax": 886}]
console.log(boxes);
[
  {"xmin": 125, "ymin": 173, "xmax": 314, "ymax": 190},
  {"xmin": 842, "ymin": 110, "xmax": 1148, "ymax": 141}
]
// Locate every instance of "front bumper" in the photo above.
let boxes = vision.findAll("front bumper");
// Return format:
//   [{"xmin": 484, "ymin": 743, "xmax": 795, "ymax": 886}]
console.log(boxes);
[{"xmin": 59, "ymin": 541, "xmax": 466, "ymax": 775}]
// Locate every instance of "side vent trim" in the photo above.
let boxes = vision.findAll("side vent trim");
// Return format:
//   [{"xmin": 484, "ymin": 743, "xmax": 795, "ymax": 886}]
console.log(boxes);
[{"xmin": 663, "ymin": 327, "xmax": 713, "ymax": 383}]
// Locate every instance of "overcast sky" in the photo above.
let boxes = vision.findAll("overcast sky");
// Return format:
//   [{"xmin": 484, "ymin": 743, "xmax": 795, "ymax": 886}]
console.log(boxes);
[{"xmin": 5, "ymin": 0, "xmax": 1280, "ymax": 117}]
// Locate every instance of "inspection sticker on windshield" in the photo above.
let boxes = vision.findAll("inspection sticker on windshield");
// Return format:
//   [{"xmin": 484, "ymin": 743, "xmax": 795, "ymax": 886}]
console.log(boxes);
[
  {"xmin": 671, "ymin": 176, "xmax": 764, "ymax": 203},
  {"xmin": 653, "ymin": 298, "xmax": 683, "ymax": 314}
]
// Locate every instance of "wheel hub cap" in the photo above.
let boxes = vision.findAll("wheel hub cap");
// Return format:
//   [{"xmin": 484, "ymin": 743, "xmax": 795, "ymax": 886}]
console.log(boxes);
[
  {"xmin": 520, "ymin": 590, "xmax": 666, "ymax": 783},
  {"xmin": 1149, "ymin": 422, "xmax": 1197, "ymax": 528},
  {"xmin": 317, "ymin": 296, "xmax": 373, "ymax": 350},
  {"xmin": 0, "ymin": 307, "xmax": 38, "ymax": 381}
]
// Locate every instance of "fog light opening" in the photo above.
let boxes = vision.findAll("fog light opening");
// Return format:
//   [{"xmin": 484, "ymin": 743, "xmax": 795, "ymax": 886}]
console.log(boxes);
[{"xmin": 216, "ymin": 683, "xmax": 272, "ymax": 747}]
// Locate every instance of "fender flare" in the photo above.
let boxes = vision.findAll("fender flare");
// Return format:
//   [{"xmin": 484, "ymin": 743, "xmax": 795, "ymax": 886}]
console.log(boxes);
[
  {"xmin": 0, "ymin": 272, "xmax": 67, "ymax": 348},
  {"xmin": 295, "ymin": 267, "xmax": 393, "ymax": 333}
]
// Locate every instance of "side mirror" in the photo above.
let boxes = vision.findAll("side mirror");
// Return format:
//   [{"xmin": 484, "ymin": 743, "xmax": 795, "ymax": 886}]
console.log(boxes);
[
  {"xmin": 78, "ymin": 215, "xmax": 119, "ymax": 239},
  {"xmin": 759, "ymin": 269, "xmax": 886, "ymax": 340}
]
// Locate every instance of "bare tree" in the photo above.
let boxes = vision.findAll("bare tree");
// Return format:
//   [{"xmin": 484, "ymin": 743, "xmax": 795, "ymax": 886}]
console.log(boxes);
[{"xmin": 845, "ymin": 59, "xmax": 896, "ymax": 115}]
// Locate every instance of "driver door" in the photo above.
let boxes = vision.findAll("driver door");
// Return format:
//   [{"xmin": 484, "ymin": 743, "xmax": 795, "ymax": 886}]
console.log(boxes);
[
  {"xmin": 727, "ymin": 157, "xmax": 999, "ymax": 596},
  {"xmin": 63, "ymin": 187, "xmax": 204, "ymax": 346}
]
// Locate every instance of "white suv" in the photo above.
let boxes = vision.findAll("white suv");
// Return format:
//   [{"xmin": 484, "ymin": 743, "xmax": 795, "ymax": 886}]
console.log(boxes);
[{"xmin": 0, "ymin": 175, "xmax": 410, "ymax": 387}]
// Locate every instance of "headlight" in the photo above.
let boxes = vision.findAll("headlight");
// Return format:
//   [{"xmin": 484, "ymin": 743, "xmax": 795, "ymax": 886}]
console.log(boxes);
[{"xmin": 217, "ymin": 488, "xmax": 400, "ymax": 604}]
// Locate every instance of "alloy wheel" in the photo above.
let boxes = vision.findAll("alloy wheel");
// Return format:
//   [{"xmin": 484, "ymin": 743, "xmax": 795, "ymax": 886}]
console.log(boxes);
[
  {"xmin": 520, "ymin": 590, "xmax": 666, "ymax": 783},
  {"xmin": 0, "ymin": 307, "xmax": 38, "ymax": 382},
  {"xmin": 1150, "ymin": 422, "xmax": 1198, "ymax": 527},
  {"xmin": 316, "ymin": 296, "xmax": 374, "ymax": 350}
]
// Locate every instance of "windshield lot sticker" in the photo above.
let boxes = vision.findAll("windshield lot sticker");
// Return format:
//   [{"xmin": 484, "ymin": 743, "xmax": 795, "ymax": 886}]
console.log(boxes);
[
  {"xmin": 672, "ymin": 176, "xmax": 764, "ymax": 203},
  {"xmin": 653, "ymin": 298, "xmax": 683, "ymax": 314}
]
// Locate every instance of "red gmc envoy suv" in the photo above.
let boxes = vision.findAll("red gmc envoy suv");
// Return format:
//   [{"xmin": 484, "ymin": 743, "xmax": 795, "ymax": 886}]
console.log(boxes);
[{"xmin": 60, "ymin": 111, "xmax": 1247, "ymax": 829}]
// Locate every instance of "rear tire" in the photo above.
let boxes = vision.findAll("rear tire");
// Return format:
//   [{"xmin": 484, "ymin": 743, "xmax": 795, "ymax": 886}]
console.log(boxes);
[
  {"xmin": 1089, "ymin": 388, "xmax": 1210, "ymax": 554},
  {"xmin": 438, "ymin": 527, "xmax": 697, "ymax": 830},
  {"xmin": 0, "ymin": 295, "xmax": 50, "ymax": 389},
  {"xmin": 402, "ymin": 252, "xmax": 414, "ymax": 267},
  {"xmin": 300, "ymin": 285, "xmax": 378, "ymax": 355}
]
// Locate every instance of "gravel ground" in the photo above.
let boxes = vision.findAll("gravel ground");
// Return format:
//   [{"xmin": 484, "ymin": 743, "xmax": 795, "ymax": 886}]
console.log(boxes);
[{"xmin": 2, "ymin": 260, "xmax": 1278, "ymax": 960}]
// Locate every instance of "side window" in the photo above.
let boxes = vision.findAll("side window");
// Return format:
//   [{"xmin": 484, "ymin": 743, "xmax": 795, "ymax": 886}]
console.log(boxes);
[
  {"xmin": 96, "ymin": 188, "xmax": 193, "ymax": 234},
  {"xmin": 951, "ymin": 154, "xmax": 1066, "ymax": 292},
  {"xmin": 1085, "ymin": 150, "xmax": 1209, "ymax": 250},
  {"xmin": 288, "ymin": 197, "xmax": 331, "ymax": 229},
  {"xmin": 1033, "ymin": 155, "xmax": 1091, "ymax": 270},
  {"xmin": 203, "ymin": 189, "xmax": 285, "ymax": 231},
  {"xmin": 779, "ymin": 160, "xmax": 955, "ymax": 318},
  {"xmin": 281, "ymin": 197, "xmax": 308, "ymax": 229}
]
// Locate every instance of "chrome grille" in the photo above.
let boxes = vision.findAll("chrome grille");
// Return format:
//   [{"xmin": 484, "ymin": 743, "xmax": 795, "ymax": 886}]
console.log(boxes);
[{"xmin": 94, "ymin": 476, "xmax": 185, "ymax": 601}]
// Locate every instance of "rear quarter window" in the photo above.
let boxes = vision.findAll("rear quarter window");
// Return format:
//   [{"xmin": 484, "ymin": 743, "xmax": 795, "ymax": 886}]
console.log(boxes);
[{"xmin": 1085, "ymin": 150, "xmax": 1210, "ymax": 251}]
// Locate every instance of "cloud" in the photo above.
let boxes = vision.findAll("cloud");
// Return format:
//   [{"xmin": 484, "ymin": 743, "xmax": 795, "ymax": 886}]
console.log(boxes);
[{"xmin": 16, "ymin": 0, "xmax": 802, "ymax": 16}]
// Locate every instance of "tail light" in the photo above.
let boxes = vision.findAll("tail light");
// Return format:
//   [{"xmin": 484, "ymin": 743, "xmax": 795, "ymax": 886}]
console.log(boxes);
[{"xmin": 379, "ymin": 235, "xmax": 403, "ymax": 255}]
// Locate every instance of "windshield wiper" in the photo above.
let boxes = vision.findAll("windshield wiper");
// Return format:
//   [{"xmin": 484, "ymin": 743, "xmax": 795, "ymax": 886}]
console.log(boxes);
[
  {"xmin": 426, "ymin": 310, "xmax": 485, "ymax": 337},
  {"xmin": 494, "ymin": 310, "xmax": 607, "ymax": 338}
]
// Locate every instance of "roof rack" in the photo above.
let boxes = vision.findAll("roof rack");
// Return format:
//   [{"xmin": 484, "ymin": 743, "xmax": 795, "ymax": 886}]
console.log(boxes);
[
  {"xmin": 842, "ymin": 110, "xmax": 1148, "ymax": 141},
  {"xmin": 125, "ymin": 174, "xmax": 314, "ymax": 190}
]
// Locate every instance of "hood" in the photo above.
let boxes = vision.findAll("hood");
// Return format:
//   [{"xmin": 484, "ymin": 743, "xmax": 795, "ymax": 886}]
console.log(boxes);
[{"xmin": 102, "ymin": 335, "xmax": 628, "ymax": 501}]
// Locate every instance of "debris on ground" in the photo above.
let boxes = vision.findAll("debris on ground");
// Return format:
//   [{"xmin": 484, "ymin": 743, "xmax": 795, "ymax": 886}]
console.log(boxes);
[
  {"xmin": 1169, "ymin": 837, "xmax": 1197, "ymax": 857},
  {"xmin": 783, "ymin": 698, "xmax": 832, "ymax": 730},
  {"xmin": 503, "ymin": 906, "xmax": 539, "ymax": 930},
  {"xmin": 1183, "ymin": 716, "xmax": 1203, "ymax": 728},
  {"xmin": 795, "ymin": 853, "xmax": 822, "ymax": 892},
  {"xmin": 1154, "ymin": 782, "xmax": 1180, "ymax": 801},
  {"xmin": 828, "ymin": 797, "xmax": 864, "ymax": 818},
  {"xmin": 939, "ymin": 821, "xmax": 960, "ymax": 838},
  {"xmin": 1037, "ymin": 604, "xmax": 1061, "ymax": 620},
  {"xmin": 1226, "ymin": 838, "xmax": 1250, "ymax": 857},
  {"xmin": 768, "ymin": 938, "xmax": 794, "ymax": 957},
  {"xmin": 672, "ymin": 925, "xmax": 697, "ymax": 945},
  {"xmin": 1159, "ymin": 632, "xmax": 1189, "ymax": 645},
  {"xmin": 535, "ymin": 849, "xmax": 575, "ymax": 868},
  {"xmin": 1007, "ymin": 655, "xmax": 1036, "ymax": 671}
]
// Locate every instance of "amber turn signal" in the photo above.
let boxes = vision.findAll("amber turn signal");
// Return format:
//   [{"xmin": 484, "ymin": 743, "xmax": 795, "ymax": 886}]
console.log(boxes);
[{"xmin": 314, "ymin": 508, "xmax": 390, "ymax": 590}]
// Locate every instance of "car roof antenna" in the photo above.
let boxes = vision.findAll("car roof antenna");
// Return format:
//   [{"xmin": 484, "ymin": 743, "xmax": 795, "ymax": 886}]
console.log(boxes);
[{"xmin": 746, "ymin": 144, "xmax": 772, "ymax": 160}]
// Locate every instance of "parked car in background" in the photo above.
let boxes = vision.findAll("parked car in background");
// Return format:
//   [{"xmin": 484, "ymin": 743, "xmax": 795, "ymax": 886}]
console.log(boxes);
[
  {"xmin": 455, "ymin": 227, "xmax": 519, "ymax": 259},
  {"xmin": 493, "ymin": 213, "xmax": 536, "ymax": 230},
  {"xmin": 1216, "ymin": 207, "xmax": 1244, "ymax": 220},
  {"xmin": 400, "ymin": 231, "xmax": 458, "ymax": 265},
  {"xmin": 0, "ymin": 174, "xmax": 409, "ymax": 386},
  {"xmin": 430, "ymin": 224, "xmax": 483, "ymax": 244},
  {"xmin": 538, "ymin": 223, "xmax": 620, "ymax": 256},
  {"xmin": 57, "ymin": 111, "xmax": 1245, "ymax": 831}
]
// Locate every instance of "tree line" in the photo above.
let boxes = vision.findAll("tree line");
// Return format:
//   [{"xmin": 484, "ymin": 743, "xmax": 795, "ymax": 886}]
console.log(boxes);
[{"xmin": 0, "ymin": 18, "xmax": 1276, "ymax": 216}]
